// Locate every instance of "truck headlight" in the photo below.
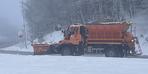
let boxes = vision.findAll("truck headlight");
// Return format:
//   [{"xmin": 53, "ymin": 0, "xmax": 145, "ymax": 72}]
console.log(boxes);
[{"xmin": 131, "ymin": 39, "xmax": 134, "ymax": 42}]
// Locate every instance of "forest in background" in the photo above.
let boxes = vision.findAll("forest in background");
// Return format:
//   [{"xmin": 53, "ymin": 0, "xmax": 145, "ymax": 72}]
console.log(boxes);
[{"xmin": 23, "ymin": 0, "xmax": 148, "ymax": 41}]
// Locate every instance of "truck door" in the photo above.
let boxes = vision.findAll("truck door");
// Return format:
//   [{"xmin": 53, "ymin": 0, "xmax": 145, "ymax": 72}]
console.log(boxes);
[
  {"xmin": 69, "ymin": 26, "xmax": 82, "ymax": 45},
  {"xmin": 80, "ymin": 26, "xmax": 88, "ymax": 44}
]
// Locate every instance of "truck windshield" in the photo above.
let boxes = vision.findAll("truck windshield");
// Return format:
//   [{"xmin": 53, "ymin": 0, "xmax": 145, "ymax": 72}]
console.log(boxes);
[
  {"xmin": 69, "ymin": 27, "xmax": 78, "ymax": 34},
  {"xmin": 63, "ymin": 26, "xmax": 78, "ymax": 37}
]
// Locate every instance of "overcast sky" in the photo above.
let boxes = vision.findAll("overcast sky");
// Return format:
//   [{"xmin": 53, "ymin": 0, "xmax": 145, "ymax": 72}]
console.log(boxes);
[
  {"xmin": 0, "ymin": 0, "xmax": 23, "ymax": 27},
  {"xmin": 0, "ymin": 0, "xmax": 23, "ymax": 47}
]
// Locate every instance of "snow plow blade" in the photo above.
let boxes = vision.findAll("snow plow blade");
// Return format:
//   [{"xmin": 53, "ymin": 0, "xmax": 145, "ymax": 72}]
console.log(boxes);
[
  {"xmin": 32, "ymin": 44, "xmax": 60, "ymax": 55},
  {"xmin": 32, "ymin": 44, "xmax": 50, "ymax": 55}
]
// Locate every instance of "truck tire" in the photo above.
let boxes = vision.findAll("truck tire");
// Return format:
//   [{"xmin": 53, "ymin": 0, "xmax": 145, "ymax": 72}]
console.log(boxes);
[
  {"xmin": 105, "ymin": 47, "xmax": 124, "ymax": 57},
  {"xmin": 61, "ymin": 47, "xmax": 72, "ymax": 56},
  {"xmin": 74, "ymin": 48, "xmax": 84, "ymax": 56},
  {"xmin": 47, "ymin": 46, "xmax": 54, "ymax": 54},
  {"xmin": 105, "ymin": 48, "xmax": 118, "ymax": 57},
  {"xmin": 117, "ymin": 49, "xmax": 124, "ymax": 57},
  {"xmin": 74, "ymin": 50, "xmax": 84, "ymax": 56}
]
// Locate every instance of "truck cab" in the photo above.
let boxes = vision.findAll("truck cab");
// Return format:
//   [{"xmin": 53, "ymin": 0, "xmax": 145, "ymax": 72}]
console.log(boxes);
[
  {"xmin": 61, "ymin": 24, "xmax": 88, "ymax": 45},
  {"xmin": 58, "ymin": 24, "xmax": 88, "ymax": 56}
]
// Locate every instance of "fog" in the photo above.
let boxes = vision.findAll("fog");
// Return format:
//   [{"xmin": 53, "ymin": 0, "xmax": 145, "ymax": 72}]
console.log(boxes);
[{"xmin": 0, "ymin": 0, "xmax": 23, "ymax": 48}]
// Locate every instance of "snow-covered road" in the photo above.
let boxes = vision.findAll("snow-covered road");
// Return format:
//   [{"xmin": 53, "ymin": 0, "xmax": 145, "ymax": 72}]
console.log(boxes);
[{"xmin": 0, "ymin": 54, "xmax": 148, "ymax": 74}]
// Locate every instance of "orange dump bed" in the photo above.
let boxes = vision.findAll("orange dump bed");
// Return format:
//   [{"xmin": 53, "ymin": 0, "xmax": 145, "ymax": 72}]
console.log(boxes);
[{"xmin": 86, "ymin": 23, "xmax": 129, "ymax": 44}]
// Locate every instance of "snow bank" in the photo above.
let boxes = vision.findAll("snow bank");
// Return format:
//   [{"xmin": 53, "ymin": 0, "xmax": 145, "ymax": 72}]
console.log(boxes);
[
  {"xmin": 0, "ymin": 43, "xmax": 33, "ymax": 52},
  {"xmin": 0, "ymin": 55, "xmax": 148, "ymax": 74},
  {"xmin": 43, "ymin": 31, "xmax": 64, "ymax": 44}
]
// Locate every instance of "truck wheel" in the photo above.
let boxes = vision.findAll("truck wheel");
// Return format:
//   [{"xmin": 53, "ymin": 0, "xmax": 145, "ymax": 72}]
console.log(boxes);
[
  {"xmin": 105, "ymin": 48, "xmax": 117, "ymax": 57},
  {"xmin": 61, "ymin": 47, "xmax": 72, "ymax": 56},
  {"xmin": 105, "ymin": 47, "xmax": 124, "ymax": 57},
  {"xmin": 117, "ymin": 49, "xmax": 124, "ymax": 57},
  {"xmin": 74, "ymin": 46, "xmax": 84, "ymax": 56},
  {"xmin": 47, "ymin": 46, "xmax": 54, "ymax": 54},
  {"xmin": 74, "ymin": 50, "xmax": 84, "ymax": 56}
]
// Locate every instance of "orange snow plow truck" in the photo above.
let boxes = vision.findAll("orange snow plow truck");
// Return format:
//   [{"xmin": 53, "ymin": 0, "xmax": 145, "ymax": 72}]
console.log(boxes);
[{"xmin": 32, "ymin": 22, "xmax": 142, "ymax": 57}]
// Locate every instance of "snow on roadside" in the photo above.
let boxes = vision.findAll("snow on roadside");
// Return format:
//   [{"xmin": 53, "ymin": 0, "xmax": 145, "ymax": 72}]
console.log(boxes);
[
  {"xmin": 0, "ymin": 43, "xmax": 33, "ymax": 52},
  {"xmin": 0, "ymin": 31, "xmax": 63, "ymax": 53},
  {"xmin": 0, "ymin": 55, "xmax": 148, "ymax": 74}
]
